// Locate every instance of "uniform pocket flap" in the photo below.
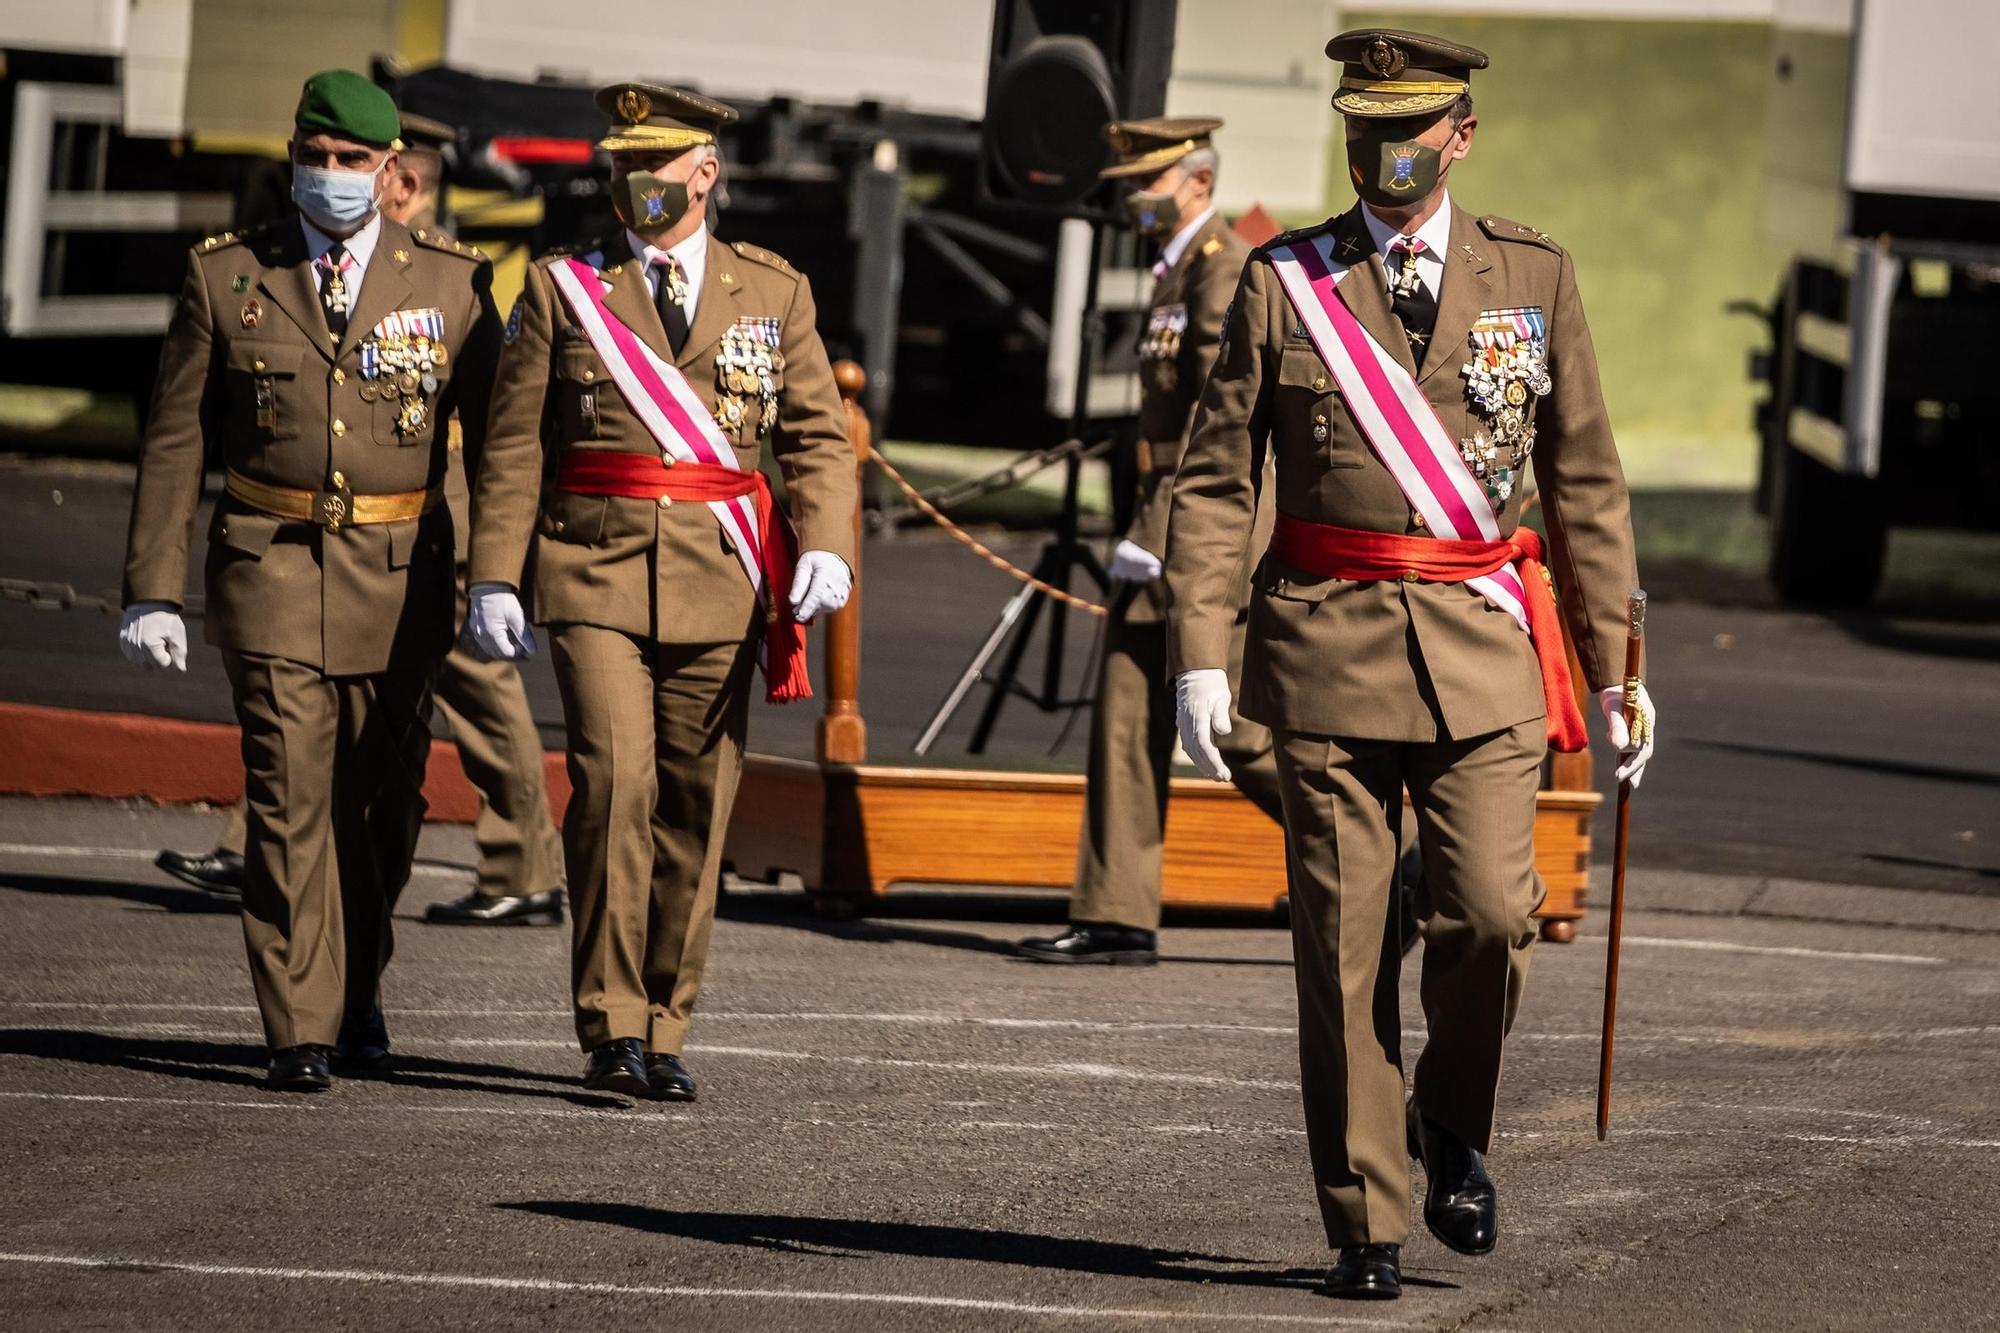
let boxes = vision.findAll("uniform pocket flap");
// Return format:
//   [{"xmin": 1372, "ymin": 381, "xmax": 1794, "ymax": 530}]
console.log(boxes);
[
  {"xmin": 213, "ymin": 507, "xmax": 281, "ymax": 557},
  {"xmin": 227, "ymin": 341, "xmax": 302, "ymax": 376},
  {"xmin": 1277, "ymin": 344, "xmax": 1332, "ymax": 391},
  {"xmin": 1260, "ymin": 556, "xmax": 1342, "ymax": 604}
]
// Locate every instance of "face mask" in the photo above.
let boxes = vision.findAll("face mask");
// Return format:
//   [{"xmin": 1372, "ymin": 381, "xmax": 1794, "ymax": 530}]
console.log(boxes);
[
  {"xmin": 1124, "ymin": 188, "xmax": 1180, "ymax": 239},
  {"xmin": 613, "ymin": 170, "xmax": 692, "ymax": 233},
  {"xmin": 1345, "ymin": 133, "xmax": 1449, "ymax": 208},
  {"xmin": 292, "ymin": 161, "xmax": 384, "ymax": 233}
]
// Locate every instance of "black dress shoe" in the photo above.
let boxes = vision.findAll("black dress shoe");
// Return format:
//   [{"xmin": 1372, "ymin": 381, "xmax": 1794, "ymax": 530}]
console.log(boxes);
[
  {"xmin": 582, "ymin": 1038, "xmax": 650, "ymax": 1098},
  {"xmin": 1323, "ymin": 1244, "xmax": 1401, "ymax": 1299},
  {"xmin": 645, "ymin": 1052, "xmax": 698, "ymax": 1102},
  {"xmin": 334, "ymin": 1005, "xmax": 391, "ymax": 1069},
  {"xmin": 155, "ymin": 847, "xmax": 244, "ymax": 899},
  {"xmin": 1016, "ymin": 923, "xmax": 1158, "ymax": 965},
  {"xmin": 1408, "ymin": 1104, "xmax": 1499, "ymax": 1255},
  {"xmin": 424, "ymin": 888, "xmax": 564, "ymax": 926},
  {"xmin": 267, "ymin": 1045, "xmax": 333, "ymax": 1092}
]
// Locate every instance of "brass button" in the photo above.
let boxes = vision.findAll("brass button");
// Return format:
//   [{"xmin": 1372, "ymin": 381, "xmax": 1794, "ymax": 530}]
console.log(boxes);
[
  {"xmin": 331, "ymin": 419, "xmax": 346, "ymax": 437},
  {"xmin": 1312, "ymin": 375, "xmax": 1327, "ymax": 392},
  {"xmin": 582, "ymin": 369, "xmax": 594, "ymax": 381},
  {"xmin": 331, "ymin": 470, "xmax": 346, "ymax": 488},
  {"xmin": 1411, "ymin": 513, "xmax": 1426, "ymax": 530},
  {"xmin": 1402, "ymin": 569, "xmax": 1421, "ymax": 584},
  {"xmin": 660, "ymin": 454, "xmax": 675, "ymax": 467},
  {"xmin": 552, "ymin": 519, "xmax": 566, "ymax": 533},
  {"xmin": 656, "ymin": 494, "xmax": 674, "ymax": 509},
  {"xmin": 332, "ymin": 369, "xmax": 346, "ymax": 385},
  {"xmin": 252, "ymin": 359, "xmax": 267, "ymax": 373}
]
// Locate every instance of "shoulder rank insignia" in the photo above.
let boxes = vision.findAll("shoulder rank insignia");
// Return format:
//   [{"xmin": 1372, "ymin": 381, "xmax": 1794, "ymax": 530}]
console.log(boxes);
[
  {"xmin": 1200, "ymin": 235, "xmax": 1225, "ymax": 257},
  {"xmin": 504, "ymin": 296, "xmax": 523, "ymax": 345}
]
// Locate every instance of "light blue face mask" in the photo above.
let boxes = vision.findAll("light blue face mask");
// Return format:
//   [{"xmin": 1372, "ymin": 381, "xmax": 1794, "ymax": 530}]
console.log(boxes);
[{"xmin": 292, "ymin": 161, "xmax": 384, "ymax": 233}]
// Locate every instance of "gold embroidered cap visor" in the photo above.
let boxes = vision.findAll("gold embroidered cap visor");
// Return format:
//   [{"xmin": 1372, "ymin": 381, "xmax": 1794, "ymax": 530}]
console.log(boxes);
[
  {"xmin": 594, "ymin": 81, "xmax": 737, "ymax": 153},
  {"xmin": 1324, "ymin": 28, "xmax": 1488, "ymax": 119},
  {"xmin": 1099, "ymin": 115, "xmax": 1222, "ymax": 180}
]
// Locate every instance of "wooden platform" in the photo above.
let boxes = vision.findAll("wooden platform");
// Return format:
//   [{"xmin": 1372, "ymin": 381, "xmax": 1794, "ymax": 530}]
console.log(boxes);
[
  {"xmin": 725, "ymin": 755, "xmax": 1601, "ymax": 940},
  {"xmin": 720, "ymin": 363, "xmax": 1603, "ymax": 943}
]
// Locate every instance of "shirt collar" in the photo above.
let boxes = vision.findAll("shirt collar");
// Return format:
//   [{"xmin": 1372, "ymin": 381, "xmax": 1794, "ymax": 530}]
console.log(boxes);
[
  {"xmin": 627, "ymin": 227, "xmax": 708, "ymax": 291},
  {"xmin": 301, "ymin": 210, "xmax": 383, "ymax": 270},
  {"xmin": 1158, "ymin": 205, "xmax": 1219, "ymax": 273},
  {"xmin": 1359, "ymin": 190, "xmax": 1453, "ymax": 268}
]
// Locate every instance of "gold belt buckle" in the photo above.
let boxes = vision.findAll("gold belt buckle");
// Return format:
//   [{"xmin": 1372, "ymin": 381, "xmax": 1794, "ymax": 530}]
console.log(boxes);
[{"xmin": 311, "ymin": 484, "xmax": 355, "ymax": 530}]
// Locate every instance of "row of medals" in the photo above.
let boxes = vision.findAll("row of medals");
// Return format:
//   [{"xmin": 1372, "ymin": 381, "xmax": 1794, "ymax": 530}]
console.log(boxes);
[
  {"xmin": 1458, "ymin": 338, "xmax": 1551, "ymax": 507},
  {"xmin": 714, "ymin": 322, "xmax": 782, "ymax": 437},
  {"xmin": 360, "ymin": 334, "xmax": 447, "ymax": 439},
  {"xmin": 1142, "ymin": 325, "xmax": 1183, "ymax": 393}
]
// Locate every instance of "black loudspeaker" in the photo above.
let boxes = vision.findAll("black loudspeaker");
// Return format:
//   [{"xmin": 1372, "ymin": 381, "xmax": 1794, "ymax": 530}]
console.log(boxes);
[{"xmin": 978, "ymin": 0, "xmax": 1179, "ymax": 216}]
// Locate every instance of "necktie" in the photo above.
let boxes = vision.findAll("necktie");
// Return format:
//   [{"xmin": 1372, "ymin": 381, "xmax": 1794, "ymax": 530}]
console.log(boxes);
[
  {"xmin": 652, "ymin": 254, "xmax": 689, "ymax": 355},
  {"xmin": 317, "ymin": 243, "xmax": 353, "ymax": 341},
  {"xmin": 1388, "ymin": 238, "xmax": 1437, "ymax": 364}
]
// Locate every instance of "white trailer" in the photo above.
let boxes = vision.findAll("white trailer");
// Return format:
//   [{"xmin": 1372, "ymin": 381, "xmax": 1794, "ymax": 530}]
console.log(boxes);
[{"xmin": 1751, "ymin": 0, "xmax": 2000, "ymax": 604}]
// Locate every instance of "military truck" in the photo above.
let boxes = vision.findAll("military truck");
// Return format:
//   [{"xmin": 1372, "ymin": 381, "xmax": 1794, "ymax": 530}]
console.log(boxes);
[{"xmin": 1750, "ymin": 0, "xmax": 2000, "ymax": 605}]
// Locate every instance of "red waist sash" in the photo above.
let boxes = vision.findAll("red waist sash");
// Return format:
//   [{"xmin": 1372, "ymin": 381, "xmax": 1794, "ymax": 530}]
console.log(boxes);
[
  {"xmin": 1269, "ymin": 514, "xmax": 1588, "ymax": 752},
  {"xmin": 556, "ymin": 449, "xmax": 809, "ymax": 704}
]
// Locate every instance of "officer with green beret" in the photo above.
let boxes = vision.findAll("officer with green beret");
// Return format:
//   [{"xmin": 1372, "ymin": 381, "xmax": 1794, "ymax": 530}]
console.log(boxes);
[{"xmin": 119, "ymin": 69, "xmax": 502, "ymax": 1091}]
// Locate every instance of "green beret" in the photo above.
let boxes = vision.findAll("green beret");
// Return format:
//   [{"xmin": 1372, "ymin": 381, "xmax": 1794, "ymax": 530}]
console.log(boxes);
[{"xmin": 294, "ymin": 69, "xmax": 402, "ymax": 149}]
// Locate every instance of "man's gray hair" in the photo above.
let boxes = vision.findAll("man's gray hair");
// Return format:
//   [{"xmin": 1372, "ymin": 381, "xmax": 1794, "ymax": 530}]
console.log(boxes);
[{"xmin": 1180, "ymin": 145, "xmax": 1219, "ymax": 186}]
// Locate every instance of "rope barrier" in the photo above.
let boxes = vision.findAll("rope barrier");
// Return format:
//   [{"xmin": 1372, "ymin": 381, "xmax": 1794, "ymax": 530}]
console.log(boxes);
[{"xmin": 868, "ymin": 448, "xmax": 1108, "ymax": 618}]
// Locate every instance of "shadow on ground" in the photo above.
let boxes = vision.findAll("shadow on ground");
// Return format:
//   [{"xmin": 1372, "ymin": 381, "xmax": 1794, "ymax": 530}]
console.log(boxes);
[
  {"xmin": 0, "ymin": 1028, "xmax": 626, "ymax": 1107},
  {"xmin": 497, "ymin": 1200, "xmax": 1366, "ymax": 1292}
]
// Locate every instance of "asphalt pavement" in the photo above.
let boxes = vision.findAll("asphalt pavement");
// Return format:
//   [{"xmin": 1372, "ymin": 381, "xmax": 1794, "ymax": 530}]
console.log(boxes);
[
  {"xmin": 1, "ymin": 798, "xmax": 1996, "ymax": 1330},
  {"xmin": 2, "ymin": 453, "xmax": 1999, "ymax": 1329}
]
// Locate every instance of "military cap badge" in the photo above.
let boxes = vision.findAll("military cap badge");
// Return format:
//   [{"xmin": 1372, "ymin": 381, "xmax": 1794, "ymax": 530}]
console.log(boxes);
[{"xmin": 617, "ymin": 88, "xmax": 651, "ymax": 123}]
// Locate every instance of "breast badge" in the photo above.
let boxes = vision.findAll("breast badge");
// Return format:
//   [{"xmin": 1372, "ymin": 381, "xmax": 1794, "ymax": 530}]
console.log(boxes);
[
  {"xmin": 1459, "ymin": 306, "xmax": 1549, "ymax": 508},
  {"xmin": 1139, "ymin": 303, "xmax": 1189, "ymax": 394},
  {"xmin": 715, "ymin": 317, "xmax": 782, "ymax": 439},
  {"xmin": 360, "ymin": 307, "xmax": 448, "ymax": 443}
]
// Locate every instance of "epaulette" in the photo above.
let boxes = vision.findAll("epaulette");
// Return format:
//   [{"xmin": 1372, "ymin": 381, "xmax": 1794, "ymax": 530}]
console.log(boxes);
[
  {"xmin": 1254, "ymin": 219, "xmax": 1331, "ymax": 259},
  {"xmin": 412, "ymin": 225, "xmax": 487, "ymax": 262},
  {"xmin": 1477, "ymin": 215, "xmax": 1562, "ymax": 253},
  {"xmin": 198, "ymin": 217, "xmax": 279, "ymax": 253},
  {"xmin": 728, "ymin": 239, "xmax": 798, "ymax": 277}
]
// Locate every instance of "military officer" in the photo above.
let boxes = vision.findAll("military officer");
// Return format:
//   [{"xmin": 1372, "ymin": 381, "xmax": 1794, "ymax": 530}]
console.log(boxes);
[
  {"xmin": 465, "ymin": 84, "xmax": 856, "ymax": 1102},
  {"xmin": 153, "ymin": 112, "xmax": 567, "ymax": 928},
  {"xmin": 1165, "ymin": 31, "xmax": 1657, "ymax": 1298},
  {"xmin": 118, "ymin": 70, "xmax": 500, "ymax": 1092},
  {"xmin": 1019, "ymin": 118, "xmax": 1282, "ymax": 967}
]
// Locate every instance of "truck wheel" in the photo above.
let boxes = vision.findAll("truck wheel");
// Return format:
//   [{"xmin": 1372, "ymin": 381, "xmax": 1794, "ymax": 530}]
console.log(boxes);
[{"xmin": 1767, "ymin": 441, "xmax": 1886, "ymax": 607}]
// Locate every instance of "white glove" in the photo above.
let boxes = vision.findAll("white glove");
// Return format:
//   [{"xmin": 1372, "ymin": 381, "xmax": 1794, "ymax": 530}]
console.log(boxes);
[
  {"xmin": 1106, "ymin": 539, "xmax": 1163, "ymax": 585},
  {"xmin": 464, "ymin": 582, "xmax": 537, "ymax": 662},
  {"xmin": 118, "ymin": 602, "xmax": 188, "ymax": 671},
  {"xmin": 1175, "ymin": 668, "xmax": 1234, "ymax": 782},
  {"xmin": 788, "ymin": 550, "xmax": 852, "ymax": 624},
  {"xmin": 1598, "ymin": 683, "xmax": 1657, "ymax": 789}
]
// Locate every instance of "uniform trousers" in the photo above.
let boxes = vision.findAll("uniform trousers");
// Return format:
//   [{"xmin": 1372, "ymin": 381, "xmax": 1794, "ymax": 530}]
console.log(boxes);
[
  {"xmin": 219, "ymin": 573, "xmax": 564, "ymax": 901},
  {"xmin": 224, "ymin": 648, "xmax": 437, "ymax": 1051},
  {"xmin": 1274, "ymin": 715, "xmax": 1545, "ymax": 1247},
  {"xmin": 1071, "ymin": 602, "xmax": 1284, "ymax": 932},
  {"xmin": 549, "ymin": 625, "xmax": 753, "ymax": 1055}
]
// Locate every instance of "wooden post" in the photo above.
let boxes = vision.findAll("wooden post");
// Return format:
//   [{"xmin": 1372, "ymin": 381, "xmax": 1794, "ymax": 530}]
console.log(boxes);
[{"xmin": 817, "ymin": 361, "xmax": 870, "ymax": 765}]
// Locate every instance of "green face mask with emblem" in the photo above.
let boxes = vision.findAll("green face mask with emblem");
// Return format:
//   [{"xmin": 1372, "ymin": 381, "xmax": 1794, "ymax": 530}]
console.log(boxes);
[
  {"xmin": 1345, "ymin": 133, "xmax": 1445, "ymax": 208},
  {"xmin": 1123, "ymin": 187, "xmax": 1181, "ymax": 240},
  {"xmin": 612, "ymin": 170, "xmax": 690, "ymax": 234}
]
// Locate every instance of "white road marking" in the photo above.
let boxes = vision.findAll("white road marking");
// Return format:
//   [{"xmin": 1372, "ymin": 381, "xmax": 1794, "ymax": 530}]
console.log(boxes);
[
  {"xmin": 1601, "ymin": 936, "xmax": 1943, "ymax": 967},
  {"xmin": 0, "ymin": 1250, "xmax": 1410, "ymax": 1327},
  {"xmin": 0, "ymin": 842, "xmax": 469, "ymax": 879}
]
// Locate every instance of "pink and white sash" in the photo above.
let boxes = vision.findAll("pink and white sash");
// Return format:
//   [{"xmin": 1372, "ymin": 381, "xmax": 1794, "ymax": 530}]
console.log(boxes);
[
  {"xmin": 1267, "ymin": 232, "xmax": 1531, "ymax": 632},
  {"xmin": 546, "ymin": 257, "xmax": 766, "ymax": 596}
]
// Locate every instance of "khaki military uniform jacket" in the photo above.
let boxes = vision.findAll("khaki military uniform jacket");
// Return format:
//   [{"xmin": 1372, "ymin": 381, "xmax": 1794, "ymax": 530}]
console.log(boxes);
[
  {"xmin": 123, "ymin": 216, "xmax": 500, "ymax": 676},
  {"xmin": 469, "ymin": 231, "xmax": 857, "ymax": 643},
  {"xmin": 1123, "ymin": 211, "xmax": 1251, "ymax": 623},
  {"xmin": 1166, "ymin": 203, "xmax": 1637, "ymax": 743}
]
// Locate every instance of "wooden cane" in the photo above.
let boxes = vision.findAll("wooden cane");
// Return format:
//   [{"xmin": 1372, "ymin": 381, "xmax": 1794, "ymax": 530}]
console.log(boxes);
[{"xmin": 1596, "ymin": 589, "xmax": 1647, "ymax": 1141}]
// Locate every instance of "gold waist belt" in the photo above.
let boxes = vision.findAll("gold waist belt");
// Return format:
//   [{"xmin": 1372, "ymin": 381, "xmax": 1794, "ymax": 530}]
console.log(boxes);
[{"xmin": 225, "ymin": 468, "xmax": 442, "ymax": 531}]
